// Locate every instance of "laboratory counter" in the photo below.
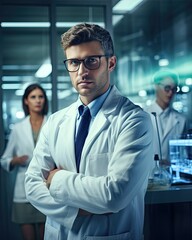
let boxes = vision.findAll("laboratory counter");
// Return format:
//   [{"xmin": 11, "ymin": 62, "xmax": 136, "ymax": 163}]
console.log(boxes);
[
  {"xmin": 144, "ymin": 184, "xmax": 192, "ymax": 240},
  {"xmin": 145, "ymin": 184, "xmax": 192, "ymax": 204}
]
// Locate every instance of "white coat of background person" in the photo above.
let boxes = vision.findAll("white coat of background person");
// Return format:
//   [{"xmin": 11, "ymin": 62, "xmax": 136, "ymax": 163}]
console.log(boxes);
[
  {"xmin": 1, "ymin": 83, "xmax": 48, "ymax": 240},
  {"xmin": 25, "ymin": 23, "xmax": 153, "ymax": 240},
  {"xmin": 145, "ymin": 69, "xmax": 187, "ymax": 165}
]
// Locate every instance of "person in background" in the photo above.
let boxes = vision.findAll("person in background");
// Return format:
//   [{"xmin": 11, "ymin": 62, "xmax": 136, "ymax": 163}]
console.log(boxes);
[
  {"xmin": 144, "ymin": 72, "xmax": 190, "ymax": 240},
  {"xmin": 145, "ymin": 68, "xmax": 187, "ymax": 165},
  {"xmin": 25, "ymin": 23, "xmax": 153, "ymax": 240},
  {"xmin": 1, "ymin": 83, "xmax": 48, "ymax": 240}
]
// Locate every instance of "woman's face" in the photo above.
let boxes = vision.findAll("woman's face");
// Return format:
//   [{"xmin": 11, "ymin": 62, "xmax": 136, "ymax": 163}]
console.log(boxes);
[{"xmin": 24, "ymin": 88, "xmax": 45, "ymax": 114}]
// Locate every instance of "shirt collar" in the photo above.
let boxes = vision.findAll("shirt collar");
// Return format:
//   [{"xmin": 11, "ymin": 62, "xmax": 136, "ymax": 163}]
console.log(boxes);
[
  {"xmin": 154, "ymin": 101, "xmax": 171, "ymax": 116},
  {"xmin": 77, "ymin": 86, "xmax": 112, "ymax": 118}
]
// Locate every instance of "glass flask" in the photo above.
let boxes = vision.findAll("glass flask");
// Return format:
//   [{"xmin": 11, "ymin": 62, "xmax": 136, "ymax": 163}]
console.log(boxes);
[{"xmin": 148, "ymin": 154, "xmax": 172, "ymax": 190}]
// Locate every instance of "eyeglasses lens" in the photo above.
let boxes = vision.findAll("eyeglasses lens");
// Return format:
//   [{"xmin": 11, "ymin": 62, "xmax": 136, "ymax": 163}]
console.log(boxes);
[
  {"xmin": 64, "ymin": 55, "xmax": 107, "ymax": 72},
  {"xmin": 84, "ymin": 57, "xmax": 100, "ymax": 70},
  {"xmin": 164, "ymin": 85, "xmax": 177, "ymax": 93}
]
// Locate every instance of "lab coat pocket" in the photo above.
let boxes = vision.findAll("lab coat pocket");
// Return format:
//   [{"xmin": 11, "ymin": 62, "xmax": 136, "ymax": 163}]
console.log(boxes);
[
  {"xmin": 84, "ymin": 231, "xmax": 131, "ymax": 240},
  {"xmin": 88, "ymin": 153, "xmax": 111, "ymax": 176}
]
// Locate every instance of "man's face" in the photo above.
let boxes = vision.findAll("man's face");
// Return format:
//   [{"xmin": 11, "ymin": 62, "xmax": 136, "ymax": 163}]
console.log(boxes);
[
  {"xmin": 65, "ymin": 41, "xmax": 116, "ymax": 105},
  {"xmin": 156, "ymin": 77, "xmax": 177, "ymax": 107}
]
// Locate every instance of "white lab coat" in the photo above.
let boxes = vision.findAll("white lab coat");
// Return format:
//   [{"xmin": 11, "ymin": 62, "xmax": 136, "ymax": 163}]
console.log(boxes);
[
  {"xmin": 1, "ymin": 116, "xmax": 47, "ymax": 202},
  {"xmin": 145, "ymin": 102, "xmax": 187, "ymax": 161},
  {"xmin": 25, "ymin": 86, "xmax": 153, "ymax": 240}
]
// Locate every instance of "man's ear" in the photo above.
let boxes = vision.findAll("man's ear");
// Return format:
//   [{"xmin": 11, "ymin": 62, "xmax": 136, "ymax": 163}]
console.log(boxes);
[{"xmin": 108, "ymin": 56, "xmax": 116, "ymax": 72}]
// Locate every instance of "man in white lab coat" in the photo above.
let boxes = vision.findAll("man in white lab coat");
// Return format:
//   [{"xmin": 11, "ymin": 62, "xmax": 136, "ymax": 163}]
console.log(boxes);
[
  {"xmin": 145, "ymin": 69, "xmax": 187, "ymax": 164},
  {"xmin": 25, "ymin": 23, "xmax": 153, "ymax": 240}
]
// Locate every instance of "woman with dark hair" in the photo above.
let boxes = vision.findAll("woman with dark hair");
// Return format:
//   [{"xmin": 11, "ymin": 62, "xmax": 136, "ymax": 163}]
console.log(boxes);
[{"xmin": 1, "ymin": 83, "xmax": 48, "ymax": 240}]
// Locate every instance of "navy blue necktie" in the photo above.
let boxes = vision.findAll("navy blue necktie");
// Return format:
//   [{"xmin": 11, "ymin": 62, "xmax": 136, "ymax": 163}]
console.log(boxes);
[{"xmin": 75, "ymin": 106, "xmax": 91, "ymax": 172}]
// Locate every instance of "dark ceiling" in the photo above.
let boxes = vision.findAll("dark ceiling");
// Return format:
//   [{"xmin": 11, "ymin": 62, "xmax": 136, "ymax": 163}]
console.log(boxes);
[{"xmin": 113, "ymin": 0, "xmax": 192, "ymax": 49}]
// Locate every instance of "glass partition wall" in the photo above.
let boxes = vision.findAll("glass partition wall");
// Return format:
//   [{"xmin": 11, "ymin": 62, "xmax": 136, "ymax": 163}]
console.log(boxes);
[
  {"xmin": 1, "ymin": 6, "xmax": 51, "ymax": 138},
  {"xmin": 0, "ymin": 3, "xmax": 108, "ymax": 141},
  {"xmin": 113, "ymin": 0, "xmax": 192, "ymax": 128}
]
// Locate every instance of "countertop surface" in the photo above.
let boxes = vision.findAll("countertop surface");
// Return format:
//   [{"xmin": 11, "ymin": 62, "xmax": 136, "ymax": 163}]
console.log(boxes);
[{"xmin": 145, "ymin": 183, "xmax": 192, "ymax": 204}]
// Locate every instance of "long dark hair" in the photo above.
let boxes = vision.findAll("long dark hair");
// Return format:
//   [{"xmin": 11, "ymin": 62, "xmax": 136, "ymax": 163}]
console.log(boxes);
[{"xmin": 22, "ymin": 83, "xmax": 48, "ymax": 116}]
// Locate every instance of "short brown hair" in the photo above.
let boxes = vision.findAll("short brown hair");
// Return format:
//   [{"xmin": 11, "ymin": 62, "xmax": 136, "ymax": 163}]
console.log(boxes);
[{"xmin": 61, "ymin": 23, "xmax": 114, "ymax": 56}]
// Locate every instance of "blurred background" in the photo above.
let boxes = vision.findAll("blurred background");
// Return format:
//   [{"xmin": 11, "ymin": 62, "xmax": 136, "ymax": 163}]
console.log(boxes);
[
  {"xmin": 0, "ymin": 0, "xmax": 192, "ymax": 238},
  {"xmin": 0, "ymin": 0, "xmax": 192, "ymax": 144}
]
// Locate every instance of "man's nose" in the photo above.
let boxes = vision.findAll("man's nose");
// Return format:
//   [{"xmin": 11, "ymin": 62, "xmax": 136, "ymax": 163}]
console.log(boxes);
[{"xmin": 78, "ymin": 62, "xmax": 89, "ymax": 75}]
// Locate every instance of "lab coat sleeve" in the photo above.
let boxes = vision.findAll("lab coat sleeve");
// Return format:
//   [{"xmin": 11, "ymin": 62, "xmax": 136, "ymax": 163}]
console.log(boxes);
[
  {"xmin": 49, "ymin": 110, "xmax": 153, "ymax": 214},
  {"xmin": 25, "ymin": 121, "xmax": 78, "ymax": 229},
  {"xmin": 1, "ymin": 127, "xmax": 17, "ymax": 171}
]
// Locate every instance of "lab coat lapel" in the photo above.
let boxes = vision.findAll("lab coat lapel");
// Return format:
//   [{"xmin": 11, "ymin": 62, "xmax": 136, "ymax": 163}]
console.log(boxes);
[
  {"xmin": 24, "ymin": 116, "xmax": 47, "ymax": 149},
  {"xmin": 163, "ymin": 111, "xmax": 179, "ymax": 139},
  {"xmin": 79, "ymin": 111, "xmax": 109, "ymax": 172},
  {"xmin": 85, "ymin": 85, "xmax": 119, "ymax": 149},
  {"xmin": 156, "ymin": 114, "xmax": 163, "ymax": 142},
  {"xmin": 87, "ymin": 111, "xmax": 108, "ymax": 144},
  {"xmin": 57, "ymin": 105, "xmax": 77, "ymax": 171},
  {"xmin": 24, "ymin": 116, "xmax": 35, "ymax": 149}
]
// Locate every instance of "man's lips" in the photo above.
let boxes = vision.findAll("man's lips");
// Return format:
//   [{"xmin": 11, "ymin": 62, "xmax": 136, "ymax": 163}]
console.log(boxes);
[{"xmin": 78, "ymin": 81, "xmax": 93, "ymax": 86}]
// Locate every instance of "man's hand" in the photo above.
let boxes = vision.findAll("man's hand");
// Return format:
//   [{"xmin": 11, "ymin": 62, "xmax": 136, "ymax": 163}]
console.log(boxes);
[{"xmin": 46, "ymin": 168, "xmax": 60, "ymax": 189}]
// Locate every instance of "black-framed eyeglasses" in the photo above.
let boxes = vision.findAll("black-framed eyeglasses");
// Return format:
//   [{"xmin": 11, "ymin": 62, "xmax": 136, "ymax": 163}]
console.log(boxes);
[
  {"xmin": 159, "ymin": 83, "xmax": 178, "ymax": 93},
  {"xmin": 63, "ymin": 55, "xmax": 110, "ymax": 72}
]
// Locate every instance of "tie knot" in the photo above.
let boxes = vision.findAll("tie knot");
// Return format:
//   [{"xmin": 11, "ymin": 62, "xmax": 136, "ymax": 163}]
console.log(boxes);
[
  {"xmin": 79, "ymin": 106, "xmax": 90, "ymax": 118},
  {"xmin": 83, "ymin": 107, "xmax": 90, "ymax": 115}
]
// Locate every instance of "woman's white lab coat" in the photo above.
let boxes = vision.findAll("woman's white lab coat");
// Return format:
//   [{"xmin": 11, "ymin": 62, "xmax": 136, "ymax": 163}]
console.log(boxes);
[
  {"xmin": 25, "ymin": 86, "xmax": 153, "ymax": 240},
  {"xmin": 1, "ymin": 116, "xmax": 47, "ymax": 202}
]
